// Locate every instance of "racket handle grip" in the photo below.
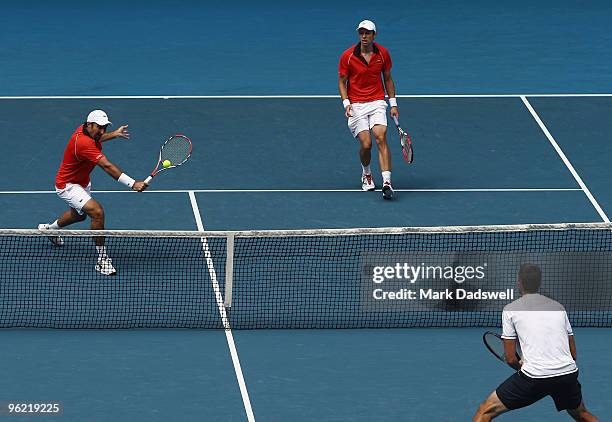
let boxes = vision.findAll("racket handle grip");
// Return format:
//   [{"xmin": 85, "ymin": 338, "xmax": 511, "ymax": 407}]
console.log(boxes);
[
  {"xmin": 144, "ymin": 176, "xmax": 153, "ymax": 185},
  {"xmin": 392, "ymin": 115, "xmax": 399, "ymax": 126}
]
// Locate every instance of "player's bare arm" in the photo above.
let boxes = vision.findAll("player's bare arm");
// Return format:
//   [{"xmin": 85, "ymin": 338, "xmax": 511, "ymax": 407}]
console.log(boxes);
[
  {"xmin": 338, "ymin": 75, "xmax": 352, "ymax": 117},
  {"xmin": 97, "ymin": 156, "xmax": 147, "ymax": 192},
  {"xmin": 569, "ymin": 335, "xmax": 577, "ymax": 360},
  {"xmin": 383, "ymin": 70, "xmax": 399, "ymax": 119},
  {"xmin": 503, "ymin": 338, "xmax": 521, "ymax": 370},
  {"xmin": 100, "ymin": 125, "xmax": 130, "ymax": 142}
]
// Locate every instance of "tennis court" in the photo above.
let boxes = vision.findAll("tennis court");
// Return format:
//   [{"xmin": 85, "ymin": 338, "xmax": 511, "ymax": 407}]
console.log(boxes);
[{"xmin": 2, "ymin": 2, "xmax": 612, "ymax": 421}]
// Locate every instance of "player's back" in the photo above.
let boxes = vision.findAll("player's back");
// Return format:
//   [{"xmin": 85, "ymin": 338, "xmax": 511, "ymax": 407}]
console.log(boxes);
[{"xmin": 503, "ymin": 294, "xmax": 577, "ymax": 378}]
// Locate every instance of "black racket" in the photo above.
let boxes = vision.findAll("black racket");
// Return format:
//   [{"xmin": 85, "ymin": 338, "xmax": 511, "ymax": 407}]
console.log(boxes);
[{"xmin": 483, "ymin": 331, "xmax": 522, "ymax": 368}]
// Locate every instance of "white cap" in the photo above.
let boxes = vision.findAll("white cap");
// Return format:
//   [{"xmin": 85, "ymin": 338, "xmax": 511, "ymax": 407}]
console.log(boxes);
[
  {"xmin": 86, "ymin": 109, "xmax": 112, "ymax": 126},
  {"xmin": 357, "ymin": 20, "xmax": 376, "ymax": 33}
]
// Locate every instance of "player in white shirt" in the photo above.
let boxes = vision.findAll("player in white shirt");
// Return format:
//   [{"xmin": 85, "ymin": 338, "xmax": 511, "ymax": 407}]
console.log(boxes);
[{"xmin": 473, "ymin": 264, "xmax": 598, "ymax": 421}]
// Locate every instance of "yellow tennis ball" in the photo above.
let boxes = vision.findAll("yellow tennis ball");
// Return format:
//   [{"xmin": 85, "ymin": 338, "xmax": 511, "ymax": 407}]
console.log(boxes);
[{"xmin": 162, "ymin": 160, "xmax": 172, "ymax": 168}]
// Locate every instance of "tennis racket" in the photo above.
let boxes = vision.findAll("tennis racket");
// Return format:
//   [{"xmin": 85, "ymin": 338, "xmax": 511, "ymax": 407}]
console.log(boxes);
[
  {"xmin": 392, "ymin": 116, "xmax": 414, "ymax": 163},
  {"xmin": 483, "ymin": 331, "xmax": 522, "ymax": 368},
  {"xmin": 144, "ymin": 134, "xmax": 192, "ymax": 185}
]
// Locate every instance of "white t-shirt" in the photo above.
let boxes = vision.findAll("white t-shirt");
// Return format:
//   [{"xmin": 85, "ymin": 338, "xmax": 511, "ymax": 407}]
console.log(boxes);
[{"xmin": 501, "ymin": 293, "xmax": 577, "ymax": 378}]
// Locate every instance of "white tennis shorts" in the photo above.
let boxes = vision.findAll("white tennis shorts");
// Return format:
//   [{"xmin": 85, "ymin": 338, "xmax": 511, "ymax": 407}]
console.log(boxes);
[
  {"xmin": 56, "ymin": 183, "xmax": 92, "ymax": 215},
  {"xmin": 347, "ymin": 100, "xmax": 388, "ymax": 138}
]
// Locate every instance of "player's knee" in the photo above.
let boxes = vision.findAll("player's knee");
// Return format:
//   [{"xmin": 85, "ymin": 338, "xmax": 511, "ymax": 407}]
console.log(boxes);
[
  {"xmin": 473, "ymin": 402, "xmax": 490, "ymax": 421},
  {"xmin": 478, "ymin": 400, "xmax": 496, "ymax": 414},
  {"xmin": 358, "ymin": 136, "xmax": 372, "ymax": 149},
  {"xmin": 70, "ymin": 209, "xmax": 87, "ymax": 222},
  {"xmin": 567, "ymin": 409, "xmax": 597, "ymax": 422},
  {"xmin": 474, "ymin": 392, "xmax": 506, "ymax": 421},
  {"xmin": 375, "ymin": 137, "xmax": 388, "ymax": 148},
  {"xmin": 87, "ymin": 206, "xmax": 105, "ymax": 222}
]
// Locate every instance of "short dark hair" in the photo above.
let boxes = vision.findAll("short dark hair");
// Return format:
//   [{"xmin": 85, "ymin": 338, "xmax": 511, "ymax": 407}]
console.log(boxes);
[{"xmin": 518, "ymin": 264, "xmax": 541, "ymax": 293}]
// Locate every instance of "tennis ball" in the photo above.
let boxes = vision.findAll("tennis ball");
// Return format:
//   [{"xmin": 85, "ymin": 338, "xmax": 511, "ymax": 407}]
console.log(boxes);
[{"xmin": 162, "ymin": 160, "xmax": 172, "ymax": 168}]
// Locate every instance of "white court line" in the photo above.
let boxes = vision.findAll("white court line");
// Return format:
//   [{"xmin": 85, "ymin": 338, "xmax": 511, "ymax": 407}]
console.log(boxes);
[
  {"xmin": 0, "ymin": 188, "xmax": 583, "ymax": 194},
  {"xmin": 521, "ymin": 96, "xmax": 610, "ymax": 223},
  {"xmin": 188, "ymin": 191, "xmax": 256, "ymax": 422},
  {"xmin": 0, "ymin": 94, "xmax": 611, "ymax": 99}
]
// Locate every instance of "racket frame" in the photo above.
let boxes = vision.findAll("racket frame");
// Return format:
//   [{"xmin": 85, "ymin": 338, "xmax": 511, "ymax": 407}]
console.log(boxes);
[
  {"xmin": 483, "ymin": 331, "xmax": 522, "ymax": 367},
  {"xmin": 392, "ymin": 116, "xmax": 414, "ymax": 163},
  {"xmin": 144, "ymin": 134, "xmax": 192, "ymax": 185}
]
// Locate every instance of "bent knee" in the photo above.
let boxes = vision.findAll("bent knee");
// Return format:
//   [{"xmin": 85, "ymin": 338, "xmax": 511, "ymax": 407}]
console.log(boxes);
[
  {"xmin": 476, "ymin": 392, "xmax": 508, "ymax": 418},
  {"xmin": 86, "ymin": 206, "xmax": 105, "ymax": 221}
]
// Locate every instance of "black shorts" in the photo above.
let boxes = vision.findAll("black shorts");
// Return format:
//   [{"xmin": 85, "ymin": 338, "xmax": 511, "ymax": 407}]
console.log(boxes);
[{"xmin": 496, "ymin": 370, "xmax": 582, "ymax": 412}]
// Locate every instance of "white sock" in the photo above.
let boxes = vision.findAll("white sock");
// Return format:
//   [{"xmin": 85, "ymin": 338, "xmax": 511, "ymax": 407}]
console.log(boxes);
[
  {"xmin": 49, "ymin": 220, "xmax": 61, "ymax": 230},
  {"xmin": 362, "ymin": 164, "xmax": 371, "ymax": 175},
  {"xmin": 96, "ymin": 245, "xmax": 108, "ymax": 259},
  {"xmin": 382, "ymin": 171, "xmax": 392, "ymax": 184}
]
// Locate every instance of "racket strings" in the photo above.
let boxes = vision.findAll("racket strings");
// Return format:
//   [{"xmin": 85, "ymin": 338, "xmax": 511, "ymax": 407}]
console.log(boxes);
[
  {"xmin": 161, "ymin": 137, "xmax": 191, "ymax": 165},
  {"xmin": 400, "ymin": 133, "xmax": 413, "ymax": 163}
]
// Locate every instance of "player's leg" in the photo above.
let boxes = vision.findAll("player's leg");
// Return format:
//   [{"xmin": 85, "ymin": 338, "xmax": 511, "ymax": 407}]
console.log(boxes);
[
  {"xmin": 56, "ymin": 208, "xmax": 88, "ymax": 227},
  {"xmin": 473, "ymin": 391, "xmax": 509, "ymax": 421},
  {"xmin": 476, "ymin": 372, "xmax": 548, "ymax": 421},
  {"xmin": 348, "ymin": 103, "xmax": 376, "ymax": 191},
  {"xmin": 551, "ymin": 372, "xmax": 598, "ymax": 421},
  {"xmin": 567, "ymin": 402, "xmax": 598, "ymax": 421},
  {"xmin": 39, "ymin": 184, "xmax": 90, "ymax": 246},
  {"xmin": 38, "ymin": 208, "xmax": 84, "ymax": 246},
  {"xmin": 356, "ymin": 130, "xmax": 375, "ymax": 191},
  {"xmin": 371, "ymin": 124, "xmax": 393, "ymax": 199},
  {"xmin": 357, "ymin": 130, "xmax": 373, "ymax": 169},
  {"xmin": 82, "ymin": 198, "xmax": 105, "ymax": 233},
  {"xmin": 371, "ymin": 124, "xmax": 391, "ymax": 172},
  {"xmin": 369, "ymin": 100, "xmax": 393, "ymax": 199},
  {"xmin": 81, "ymin": 198, "xmax": 116, "ymax": 276}
]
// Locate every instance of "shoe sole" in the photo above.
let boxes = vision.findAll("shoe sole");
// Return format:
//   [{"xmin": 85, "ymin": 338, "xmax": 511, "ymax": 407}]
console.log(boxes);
[
  {"xmin": 362, "ymin": 186, "xmax": 376, "ymax": 192},
  {"xmin": 382, "ymin": 186, "xmax": 394, "ymax": 200},
  {"xmin": 95, "ymin": 266, "xmax": 117, "ymax": 276},
  {"xmin": 49, "ymin": 238, "xmax": 64, "ymax": 247},
  {"xmin": 38, "ymin": 224, "xmax": 64, "ymax": 247}
]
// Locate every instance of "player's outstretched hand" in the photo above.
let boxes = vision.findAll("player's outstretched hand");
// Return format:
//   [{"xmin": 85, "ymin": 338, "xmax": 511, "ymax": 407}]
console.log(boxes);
[
  {"xmin": 132, "ymin": 181, "xmax": 148, "ymax": 192},
  {"xmin": 112, "ymin": 125, "xmax": 130, "ymax": 140}
]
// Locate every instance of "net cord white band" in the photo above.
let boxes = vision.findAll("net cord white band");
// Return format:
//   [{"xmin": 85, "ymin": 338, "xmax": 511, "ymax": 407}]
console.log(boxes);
[{"xmin": 21, "ymin": 222, "xmax": 612, "ymax": 239}]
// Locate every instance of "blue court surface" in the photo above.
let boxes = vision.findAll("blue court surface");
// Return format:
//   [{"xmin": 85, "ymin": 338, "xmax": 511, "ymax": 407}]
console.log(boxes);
[{"xmin": 2, "ymin": 2, "xmax": 612, "ymax": 421}]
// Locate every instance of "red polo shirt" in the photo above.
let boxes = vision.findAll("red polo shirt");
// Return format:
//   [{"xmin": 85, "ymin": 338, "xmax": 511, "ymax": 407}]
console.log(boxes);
[
  {"xmin": 338, "ymin": 42, "xmax": 392, "ymax": 103},
  {"xmin": 55, "ymin": 125, "xmax": 106, "ymax": 189}
]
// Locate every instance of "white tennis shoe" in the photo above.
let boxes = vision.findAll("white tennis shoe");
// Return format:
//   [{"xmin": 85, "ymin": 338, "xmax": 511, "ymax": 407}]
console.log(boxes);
[
  {"xmin": 96, "ymin": 256, "xmax": 117, "ymax": 276},
  {"xmin": 361, "ymin": 174, "xmax": 375, "ymax": 191},
  {"xmin": 37, "ymin": 223, "xmax": 64, "ymax": 246}
]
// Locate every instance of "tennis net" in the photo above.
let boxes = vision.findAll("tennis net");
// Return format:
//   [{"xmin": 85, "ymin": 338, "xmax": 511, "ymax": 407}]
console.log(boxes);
[{"xmin": 1, "ymin": 223, "xmax": 612, "ymax": 329}]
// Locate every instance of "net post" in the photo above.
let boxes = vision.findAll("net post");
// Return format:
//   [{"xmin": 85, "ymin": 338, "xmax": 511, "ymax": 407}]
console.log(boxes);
[{"xmin": 224, "ymin": 233, "xmax": 235, "ymax": 307}]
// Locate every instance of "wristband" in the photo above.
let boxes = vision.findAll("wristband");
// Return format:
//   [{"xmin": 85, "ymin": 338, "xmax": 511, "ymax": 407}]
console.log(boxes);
[
  {"xmin": 388, "ymin": 98, "xmax": 398, "ymax": 107},
  {"xmin": 342, "ymin": 99, "xmax": 351, "ymax": 109},
  {"xmin": 118, "ymin": 173, "xmax": 135, "ymax": 188}
]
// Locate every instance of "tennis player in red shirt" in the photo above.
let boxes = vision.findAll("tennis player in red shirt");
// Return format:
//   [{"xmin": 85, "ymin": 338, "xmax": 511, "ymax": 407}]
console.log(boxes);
[
  {"xmin": 338, "ymin": 19, "xmax": 399, "ymax": 200},
  {"xmin": 38, "ymin": 110, "xmax": 147, "ymax": 276}
]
